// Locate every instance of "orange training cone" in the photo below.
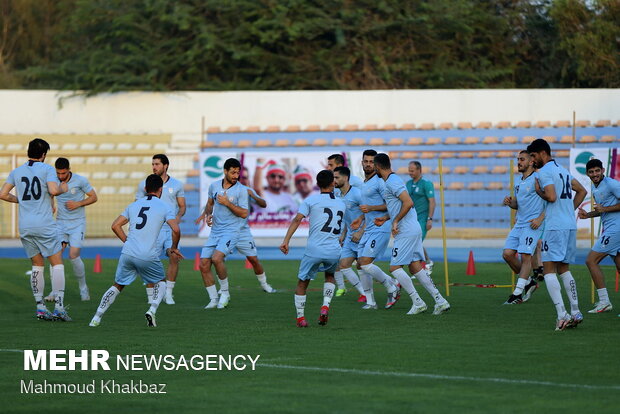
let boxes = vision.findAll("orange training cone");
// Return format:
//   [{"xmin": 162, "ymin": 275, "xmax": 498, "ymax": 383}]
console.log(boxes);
[
  {"xmin": 194, "ymin": 252, "xmax": 200, "ymax": 271},
  {"xmin": 93, "ymin": 254, "xmax": 102, "ymax": 273},
  {"xmin": 245, "ymin": 258, "xmax": 253, "ymax": 269},
  {"xmin": 466, "ymin": 250, "xmax": 476, "ymax": 275}
]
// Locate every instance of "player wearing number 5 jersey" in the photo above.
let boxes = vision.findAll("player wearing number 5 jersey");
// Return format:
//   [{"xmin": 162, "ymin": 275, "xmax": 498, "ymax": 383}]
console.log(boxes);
[
  {"xmin": 577, "ymin": 159, "xmax": 620, "ymax": 314},
  {"xmin": 528, "ymin": 139, "xmax": 587, "ymax": 331},
  {"xmin": 89, "ymin": 174, "xmax": 182, "ymax": 327},
  {"xmin": 281, "ymin": 170, "xmax": 345, "ymax": 327},
  {"xmin": 0, "ymin": 138, "xmax": 71, "ymax": 322}
]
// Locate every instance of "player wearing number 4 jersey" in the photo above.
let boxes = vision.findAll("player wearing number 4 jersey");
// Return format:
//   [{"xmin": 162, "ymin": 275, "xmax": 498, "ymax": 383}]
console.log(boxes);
[
  {"xmin": 528, "ymin": 139, "xmax": 587, "ymax": 331},
  {"xmin": 373, "ymin": 153, "xmax": 450, "ymax": 315},
  {"xmin": 90, "ymin": 174, "xmax": 183, "ymax": 327},
  {"xmin": 281, "ymin": 170, "xmax": 345, "ymax": 327},
  {"xmin": 577, "ymin": 159, "xmax": 620, "ymax": 315},
  {"xmin": 0, "ymin": 138, "xmax": 71, "ymax": 321},
  {"xmin": 502, "ymin": 151, "xmax": 545, "ymax": 305}
]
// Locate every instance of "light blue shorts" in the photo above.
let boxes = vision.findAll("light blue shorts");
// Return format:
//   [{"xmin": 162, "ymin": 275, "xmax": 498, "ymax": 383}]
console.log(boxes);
[
  {"xmin": 201, "ymin": 232, "xmax": 239, "ymax": 259},
  {"xmin": 115, "ymin": 253, "xmax": 165, "ymax": 285},
  {"xmin": 58, "ymin": 219, "xmax": 86, "ymax": 249},
  {"xmin": 340, "ymin": 238, "xmax": 359, "ymax": 260},
  {"xmin": 156, "ymin": 225, "xmax": 173, "ymax": 258},
  {"xmin": 592, "ymin": 231, "xmax": 620, "ymax": 256},
  {"xmin": 359, "ymin": 231, "xmax": 390, "ymax": 259},
  {"xmin": 236, "ymin": 229, "xmax": 258, "ymax": 257},
  {"xmin": 504, "ymin": 226, "xmax": 543, "ymax": 255},
  {"xmin": 297, "ymin": 255, "xmax": 339, "ymax": 281},
  {"xmin": 391, "ymin": 231, "xmax": 425, "ymax": 266},
  {"xmin": 541, "ymin": 229, "xmax": 576, "ymax": 264},
  {"xmin": 20, "ymin": 225, "xmax": 62, "ymax": 258}
]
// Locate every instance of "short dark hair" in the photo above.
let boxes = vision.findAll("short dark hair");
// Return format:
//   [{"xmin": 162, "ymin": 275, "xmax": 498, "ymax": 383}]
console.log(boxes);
[
  {"xmin": 27, "ymin": 138, "xmax": 50, "ymax": 159},
  {"xmin": 316, "ymin": 169, "xmax": 334, "ymax": 189},
  {"xmin": 519, "ymin": 150, "xmax": 529, "ymax": 155},
  {"xmin": 328, "ymin": 154, "xmax": 345, "ymax": 166},
  {"xmin": 334, "ymin": 166, "xmax": 350, "ymax": 178},
  {"xmin": 409, "ymin": 160, "xmax": 422, "ymax": 170},
  {"xmin": 527, "ymin": 139, "xmax": 551, "ymax": 156},
  {"xmin": 586, "ymin": 159, "xmax": 603, "ymax": 171},
  {"xmin": 153, "ymin": 154, "xmax": 169, "ymax": 166},
  {"xmin": 374, "ymin": 153, "xmax": 391, "ymax": 169},
  {"xmin": 55, "ymin": 157, "xmax": 70, "ymax": 170},
  {"xmin": 145, "ymin": 174, "xmax": 164, "ymax": 193},
  {"xmin": 362, "ymin": 149, "xmax": 378, "ymax": 158},
  {"xmin": 224, "ymin": 158, "xmax": 241, "ymax": 170}
]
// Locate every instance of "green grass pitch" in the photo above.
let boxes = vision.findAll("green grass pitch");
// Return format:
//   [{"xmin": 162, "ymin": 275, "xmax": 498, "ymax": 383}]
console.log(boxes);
[{"xmin": 1, "ymin": 258, "xmax": 619, "ymax": 413}]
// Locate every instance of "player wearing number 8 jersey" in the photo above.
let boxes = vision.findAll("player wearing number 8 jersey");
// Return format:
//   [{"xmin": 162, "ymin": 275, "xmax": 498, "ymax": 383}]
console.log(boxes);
[
  {"xmin": 280, "ymin": 170, "xmax": 345, "ymax": 327},
  {"xmin": 0, "ymin": 138, "xmax": 71, "ymax": 321},
  {"xmin": 528, "ymin": 139, "xmax": 587, "ymax": 331}
]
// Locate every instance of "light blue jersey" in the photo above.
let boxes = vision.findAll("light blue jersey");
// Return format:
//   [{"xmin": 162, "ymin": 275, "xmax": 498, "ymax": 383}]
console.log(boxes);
[
  {"xmin": 298, "ymin": 192, "xmax": 345, "ymax": 259},
  {"xmin": 514, "ymin": 171, "xmax": 545, "ymax": 228},
  {"xmin": 55, "ymin": 173, "xmax": 93, "ymax": 221},
  {"xmin": 593, "ymin": 176, "xmax": 620, "ymax": 234},
  {"xmin": 383, "ymin": 173, "xmax": 418, "ymax": 233},
  {"xmin": 337, "ymin": 185, "xmax": 363, "ymax": 240},
  {"xmin": 361, "ymin": 174, "xmax": 391, "ymax": 233},
  {"xmin": 350, "ymin": 175, "xmax": 363, "ymax": 190},
  {"xmin": 208, "ymin": 180, "xmax": 248, "ymax": 235},
  {"xmin": 538, "ymin": 160, "xmax": 576, "ymax": 230},
  {"xmin": 239, "ymin": 185, "xmax": 258, "ymax": 233},
  {"xmin": 136, "ymin": 176, "xmax": 185, "ymax": 216},
  {"xmin": 7, "ymin": 161, "xmax": 58, "ymax": 231},
  {"xmin": 120, "ymin": 195, "xmax": 175, "ymax": 260}
]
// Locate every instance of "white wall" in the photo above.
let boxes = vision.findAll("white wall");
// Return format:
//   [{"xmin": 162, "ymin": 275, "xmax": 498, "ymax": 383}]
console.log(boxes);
[{"xmin": 0, "ymin": 89, "xmax": 618, "ymax": 139}]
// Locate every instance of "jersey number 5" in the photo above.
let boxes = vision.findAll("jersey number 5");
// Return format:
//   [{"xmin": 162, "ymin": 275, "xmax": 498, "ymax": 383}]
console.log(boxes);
[
  {"xmin": 321, "ymin": 208, "xmax": 344, "ymax": 235},
  {"xmin": 136, "ymin": 207, "xmax": 150, "ymax": 229}
]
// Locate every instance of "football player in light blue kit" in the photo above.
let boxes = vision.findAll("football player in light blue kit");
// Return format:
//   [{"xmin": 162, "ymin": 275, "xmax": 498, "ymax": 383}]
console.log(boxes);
[
  {"xmin": 197, "ymin": 158, "xmax": 249, "ymax": 310},
  {"xmin": 46, "ymin": 157, "xmax": 98, "ymax": 302},
  {"xmin": 0, "ymin": 138, "xmax": 71, "ymax": 321},
  {"xmin": 89, "ymin": 174, "xmax": 182, "ymax": 327},
  {"xmin": 502, "ymin": 151, "xmax": 545, "ymax": 305},
  {"xmin": 373, "ymin": 153, "xmax": 450, "ymax": 315},
  {"xmin": 577, "ymin": 158, "xmax": 620, "ymax": 314},
  {"xmin": 333, "ymin": 166, "xmax": 367, "ymax": 299},
  {"xmin": 280, "ymin": 169, "xmax": 345, "ymax": 327},
  {"xmin": 528, "ymin": 139, "xmax": 587, "ymax": 331},
  {"xmin": 136, "ymin": 154, "xmax": 186, "ymax": 305},
  {"xmin": 352, "ymin": 149, "xmax": 399, "ymax": 310},
  {"xmin": 327, "ymin": 153, "xmax": 363, "ymax": 296}
]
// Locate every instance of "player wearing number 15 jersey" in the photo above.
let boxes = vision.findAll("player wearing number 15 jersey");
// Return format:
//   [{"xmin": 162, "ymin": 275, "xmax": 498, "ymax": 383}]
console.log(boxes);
[
  {"xmin": 89, "ymin": 174, "xmax": 182, "ymax": 327},
  {"xmin": 280, "ymin": 170, "xmax": 345, "ymax": 327},
  {"xmin": 528, "ymin": 139, "xmax": 587, "ymax": 331}
]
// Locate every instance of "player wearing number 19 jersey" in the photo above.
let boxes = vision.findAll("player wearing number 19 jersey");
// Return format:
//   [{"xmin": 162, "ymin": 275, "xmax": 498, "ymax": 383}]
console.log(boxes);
[
  {"xmin": 0, "ymin": 138, "xmax": 71, "ymax": 321},
  {"xmin": 280, "ymin": 170, "xmax": 345, "ymax": 327},
  {"xmin": 528, "ymin": 139, "xmax": 587, "ymax": 331}
]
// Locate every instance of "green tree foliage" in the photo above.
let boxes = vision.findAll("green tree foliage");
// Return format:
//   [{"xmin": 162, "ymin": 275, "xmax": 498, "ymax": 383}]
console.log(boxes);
[{"xmin": 0, "ymin": 0, "xmax": 617, "ymax": 93}]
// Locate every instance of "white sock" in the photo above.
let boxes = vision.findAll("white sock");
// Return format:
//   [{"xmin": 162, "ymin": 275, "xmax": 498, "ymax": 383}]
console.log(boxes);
[
  {"xmin": 559, "ymin": 271, "xmax": 580, "ymax": 314},
  {"xmin": 294, "ymin": 294, "xmax": 306, "ymax": 318},
  {"xmin": 360, "ymin": 263, "xmax": 396, "ymax": 293},
  {"xmin": 70, "ymin": 257, "xmax": 87, "ymax": 290},
  {"xmin": 94, "ymin": 286, "xmax": 120, "ymax": 319},
  {"xmin": 31, "ymin": 266, "xmax": 45, "ymax": 302},
  {"xmin": 206, "ymin": 285, "xmax": 218, "ymax": 302},
  {"xmin": 256, "ymin": 273, "xmax": 267, "ymax": 285},
  {"xmin": 323, "ymin": 282, "xmax": 335, "ymax": 307},
  {"xmin": 359, "ymin": 268, "xmax": 375, "ymax": 306},
  {"xmin": 341, "ymin": 267, "xmax": 365, "ymax": 295},
  {"xmin": 392, "ymin": 268, "xmax": 424, "ymax": 306},
  {"xmin": 414, "ymin": 268, "xmax": 444, "ymax": 303},
  {"xmin": 219, "ymin": 277, "xmax": 229, "ymax": 293},
  {"xmin": 513, "ymin": 278, "xmax": 528, "ymax": 295},
  {"xmin": 149, "ymin": 281, "xmax": 166, "ymax": 314},
  {"xmin": 544, "ymin": 273, "xmax": 567, "ymax": 318},
  {"xmin": 146, "ymin": 287, "xmax": 154, "ymax": 304},
  {"xmin": 334, "ymin": 271, "xmax": 345, "ymax": 289},
  {"xmin": 597, "ymin": 288, "xmax": 610, "ymax": 303},
  {"xmin": 51, "ymin": 264, "xmax": 66, "ymax": 310},
  {"xmin": 166, "ymin": 280, "xmax": 175, "ymax": 295}
]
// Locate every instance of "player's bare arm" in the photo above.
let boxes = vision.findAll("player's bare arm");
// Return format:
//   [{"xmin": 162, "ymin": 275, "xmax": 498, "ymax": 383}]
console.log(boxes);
[
  {"xmin": 48, "ymin": 180, "xmax": 68, "ymax": 196},
  {"xmin": 427, "ymin": 196, "xmax": 436, "ymax": 230},
  {"xmin": 359, "ymin": 203, "xmax": 387, "ymax": 213},
  {"xmin": 217, "ymin": 191, "xmax": 249, "ymax": 219},
  {"xmin": 166, "ymin": 218, "xmax": 185, "ymax": 259},
  {"xmin": 503, "ymin": 195, "xmax": 518, "ymax": 210},
  {"xmin": 0, "ymin": 182, "xmax": 18, "ymax": 203},
  {"xmin": 111, "ymin": 215, "xmax": 129, "ymax": 243},
  {"xmin": 571, "ymin": 178, "xmax": 587, "ymax": 210},
  {"xmin": 248, "ymin": 188, "xmax": 267, "ymax": 208},
  {"xmin": 595, "ymin": 201, "xmax": 620, "ymax": 214},
  {"xmin": 374, "ymin": 215, "xmax": 390, "ymax": 227},
  {"xmin": 195, "ymin": 198, "xmax": 214, "ymax": 226},
  {"xmin": 176, "ymin": 196, "xmax": 187, "ymax": 222},
  {"xmin": 529, "ymin": 212, "xmax": 545, "ymax": 229},
  {"xmin": 534, "ymin": 178, "xmax": 556, "ymax": 202},
  {"xmin": 280, "ymin": 213, "xmax": 304, "ymax": 255},
  {"xmin": 66, "ymin": 189, "xmax": 98, "ymax": 211},
  {"xmin": 390, "ymin": 190, "xmax": 414, "ymax": 235}
]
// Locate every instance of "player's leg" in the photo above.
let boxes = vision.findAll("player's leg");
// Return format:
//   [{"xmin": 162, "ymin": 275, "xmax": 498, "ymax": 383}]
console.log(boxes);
[
  {"xmin": 358, "ymin": 232, "xmax": 398, "ymax": 299},
  {"xmin": 507, "ymin": 227, "xmax": 541, "ymax": 304},
  {"xmin": 408, "ymin": 255, "xmax": 450, "ymax": 315},
  {"xmin": 200, "ymin": 254, "xmax": 219, "ymax": 309},
  {"xmin": 585, "ymin": 250, "xmax": 612, "ymax": 312},
  {"xmin": 339, "ymin": 253, "xmax": 365, "ymax": 298},
  {"xmin": 141, "ymin": 259, "xmax": 167, "ymax": 327},
  {"xmin": 318, "ymin": 260, "xmax": 338, "ymax": 326},
  {"xmin": 246, "ymin": 255, "xmax": 276, "ymax": 293},
  {"xmin": 390, "ymin": 263, "xmax": 426, "ymax": 315},
  {"xmin": 334, "ymin": 268, "xmax": 347, "ymax": 297},
  {"xmin": 532, "ymin": 241, "xmax": 544, "ymax": 280},
  {"xmin": 164, "ymin": 250, "xmax": 179, "ymax": 304},
  {"xmin": 212, "ymin": 250, "xmax": 231, "ymax": 308},
  {"xmin": 295, "ymin": 255, "xmax": 319, "ymax": 327},
  {"xmin": 540, "ymin": 231, "xmax": 571, "ymax": 330},
  {"xmin": 68, "ymin": 245, "xmax": 89, "ymax": 300},
  {"xmin": 90, "ymin": 254, "xmax": 132, "ymax": 326},
  {"xmin": 45, "ymin": 231, "xmax": 71, "ymax": 321},
  {"xmin": 389, "ymin": 234, "xmax": 425, "ymax": 313},
  {"xmin": 418, "ymin": 215, "xmax": 433, "ymax": 274},
  {"xmin": 557, "ymin": 230, "xmax": 581, "ymax": 325},
  {"xmin": 503, "ymin": 227, "xmax": 522, "ymax": 274},
  {"xmin": 28, "ymin": 250, "xmax": 52, "ymax": 320}
]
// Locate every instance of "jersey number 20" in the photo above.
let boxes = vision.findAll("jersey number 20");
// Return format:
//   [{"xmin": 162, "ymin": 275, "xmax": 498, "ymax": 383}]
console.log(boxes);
[{"xmin": 21, "ymin": 177, "xmax": 42, "ymax": 201}]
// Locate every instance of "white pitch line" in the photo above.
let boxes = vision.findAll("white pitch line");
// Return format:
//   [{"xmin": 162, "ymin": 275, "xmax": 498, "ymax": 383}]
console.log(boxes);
[{"xmin": 258, "ymin": 363, "xmax": 620, "ymax": 391}]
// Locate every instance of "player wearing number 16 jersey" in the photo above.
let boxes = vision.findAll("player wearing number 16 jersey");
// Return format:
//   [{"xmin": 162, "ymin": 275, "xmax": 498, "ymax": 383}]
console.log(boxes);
[
  {"xmin": 89, "ymin": 174, "xmax": 182, "ymax": 327},
  {"xmin": 528, "ymin": 139, "xmax": 587, "ymax": 331},
  {"xmin": 280, "ymin": 170, "xmax": 345, "ymax": 327}
]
